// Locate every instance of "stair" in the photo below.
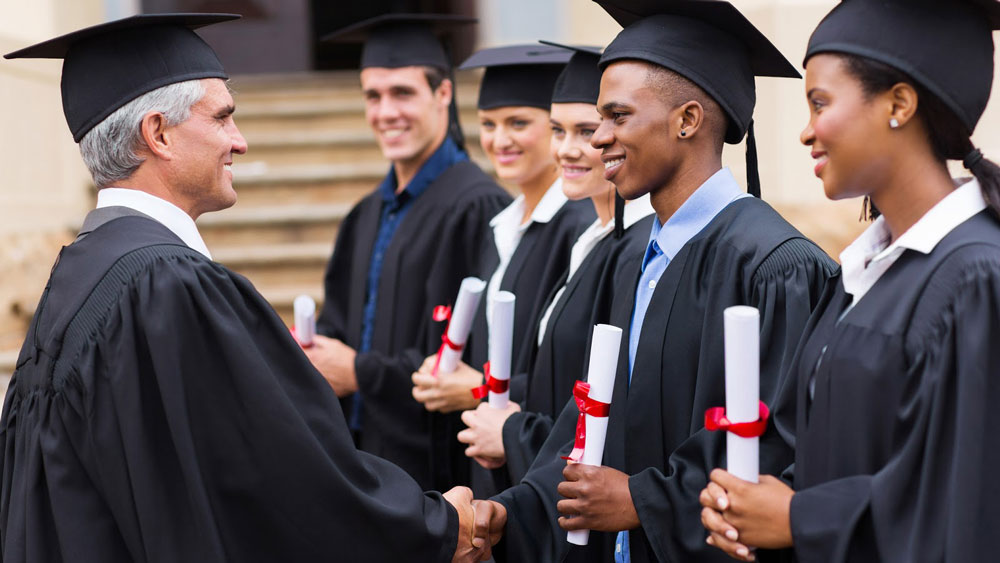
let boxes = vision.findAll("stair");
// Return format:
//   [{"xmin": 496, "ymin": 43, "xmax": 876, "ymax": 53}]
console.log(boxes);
[{"xmin": 208, "ymin": 70, "xmax": 489, "ymax": 324}]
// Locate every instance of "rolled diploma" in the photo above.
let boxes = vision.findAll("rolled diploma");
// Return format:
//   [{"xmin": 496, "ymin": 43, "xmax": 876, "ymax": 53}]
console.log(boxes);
[
  {"xmin": 567, "ymin": 323, "xmax": 623, "ymax": 546},
  {"xmin": 293, "ymin": 295, "xmax": 316, "ymax": 347},
  {"xmin": 487, "ymin": 291, "xmax": 515, "ymax": 408},
  {"xmin": 437, "ymin": 277, "xmax": 487, "ymax": 374},
  {"xmin": 724, "ymin": 306, "xmax": 760, "ymax": 483}
]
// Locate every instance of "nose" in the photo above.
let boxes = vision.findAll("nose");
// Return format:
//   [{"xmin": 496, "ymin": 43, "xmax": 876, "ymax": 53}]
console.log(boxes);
[
  {"xmin": 493, "ymin": 126, "xmax": 514, "ymax": 151},
  {"xmin": 799, "ymin": 119, "xmax": 815, "ymax": 147},
  {"xmin": 556, "ymin": 135, "xmax": 581, "ymax": 160},
  {"xmin": 591, "ymin": 118, "xmax": 613, "ymax": 150},
  {"xmin": 230, "ymin": 120, "xmax": 248, "ymax": 155},
  {"xmin": 375, "ymin": 96, "xmax": 402, "ymax": 122}
]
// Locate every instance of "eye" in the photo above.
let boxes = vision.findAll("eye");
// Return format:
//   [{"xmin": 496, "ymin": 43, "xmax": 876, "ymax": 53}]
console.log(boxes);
[
  {"xmin": 480, "ymin": 120, "xmax": 495, "ymax": 131},
  {"xmin": 579, "ymin": 128, "xmax": 596, "ymax": 139},
  {"xmin": 551, "ymin": 125, "xmax": 565, "ymax": 137},
  {"xmin": 611, "ymin": 111, "xmax": 627, "ymax": 123},
  {"xmin": 809, "ymin": 97, "xmax": 825, "ymax": 112},
  {"xmin": 511, "ymin": 119, "xmax": 530, "ymax": 129}
]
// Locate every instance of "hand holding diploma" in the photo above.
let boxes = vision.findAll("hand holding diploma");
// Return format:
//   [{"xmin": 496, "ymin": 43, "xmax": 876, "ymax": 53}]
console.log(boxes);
[
  {"xmin": 471, "ymin": 291, "xmax": 515, "ymax": 408},
  {"xmin": 412, "ymin": 358, "xmax": 483, "ymax": 413},
  {"xmin": 457, "ymin": 401, "xmax": 521, "ymax": 468}
]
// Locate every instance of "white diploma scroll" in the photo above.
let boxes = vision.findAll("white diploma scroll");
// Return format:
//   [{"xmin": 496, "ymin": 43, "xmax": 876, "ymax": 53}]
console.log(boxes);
[
  {"xmin": 436, "ymin": 277, "xmax": 487, "ymax": 375},
  {"xmin": 487, "ymin": 291, "xmax": 515, "ymax": 408},
  {"xmin": 567, "ymin": 323, "xmax": 623, "ymax": 546},
  {"xmin": 293, "ymin": 295, "xmax": 316, "ymax": 348},
  {"xmin": 724, "ymin": 306, "xmax": 760, "ymax": 483}
]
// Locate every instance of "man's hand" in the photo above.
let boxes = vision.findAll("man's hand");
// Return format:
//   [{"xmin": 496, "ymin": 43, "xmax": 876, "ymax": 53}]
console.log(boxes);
[
  {"xmin": 699, "ymin": 469, "xmax": 794, "ymax": 561},
  {"xmin": 443, "ymin": 486, "xmax": 489, "ymax": 563},
  {"xmin": 458, "ymin": 402, "xmax": 520, "ymax": 468},
  {"xmin": 412, "ymin": 356, "xmax": 483, "ymax": 413},
  {"xmin": 556, "ymin": 464, "xmax": 640, "ymax": 532},
  {"xmin": 303, "ymin": 335, "xmax": 358, "ymax": 397},
  {"xmin": 471, "ymin": 499, "xmax": 507, "ymax": 554}
]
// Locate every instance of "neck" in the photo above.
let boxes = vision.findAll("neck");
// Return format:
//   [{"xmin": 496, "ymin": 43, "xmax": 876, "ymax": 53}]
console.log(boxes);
[
  {"xmin": 519, "ymin": 166, "xmax": 560, "ymax": 224},
  {"xmin": 592, "ymin": 185, "xmax": 615, "ymax": 226},
  {"xmin": 650, "ymin": 155, "xmax": 722, "ymax": 225},
  {"xmin": 118, "ymin": 168, "xmax": 199, "ymax": 220},
  {"xmin": 870, "ymin": 153, "xmax": 955, "ymax": 242},
  {"xmin": 392, "ymin": 130, "xmax": 449, "ymax": 192}
]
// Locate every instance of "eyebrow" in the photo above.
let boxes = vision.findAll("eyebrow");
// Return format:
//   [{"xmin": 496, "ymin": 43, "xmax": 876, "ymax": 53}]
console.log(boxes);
[
  {"xmin": 599, "ymin": 101, "xmax": 630, "ymax": 113},
  {"xmin": 805, "ymin": 88, "xmax": 824, "ymax": 98},
  {"xmin": 215, "ymin": 104, "xmax": 236, "ymax": 118}
]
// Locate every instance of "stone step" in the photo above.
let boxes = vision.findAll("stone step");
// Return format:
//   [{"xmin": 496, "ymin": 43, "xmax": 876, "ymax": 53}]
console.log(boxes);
[
  {"xmin": 198, "ymin": 202, "xmax": 348, "ymax": 247},
  {"xmin": 212, "ymin": 241, "xmax": 330, "ymax": 289}
]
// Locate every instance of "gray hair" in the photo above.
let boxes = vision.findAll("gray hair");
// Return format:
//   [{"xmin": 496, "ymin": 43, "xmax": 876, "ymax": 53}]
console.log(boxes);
[{"xmin": 79, "ymin": 79, "xmax": 206, "ymax": 188}]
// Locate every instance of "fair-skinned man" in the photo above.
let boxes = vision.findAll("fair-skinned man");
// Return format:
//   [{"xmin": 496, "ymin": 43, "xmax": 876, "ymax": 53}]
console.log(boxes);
[
  {"xmin": 309, "ymin": 14, "xmax": 511, "ymax": 492},
  {"xmin": 1, "ymin": 14, "xmax": 494, "ymax": 562}
]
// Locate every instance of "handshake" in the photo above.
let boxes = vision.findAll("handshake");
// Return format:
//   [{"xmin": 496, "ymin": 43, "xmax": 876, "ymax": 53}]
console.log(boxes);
[{"xmin": 442, "ymin": 487, "xmax": 508, "ymax": 563}]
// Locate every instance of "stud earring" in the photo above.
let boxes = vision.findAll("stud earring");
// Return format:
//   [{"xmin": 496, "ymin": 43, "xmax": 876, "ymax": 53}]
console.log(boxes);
[
  {"xmin": 889, "ymin": 117, "xmax": 900, "ymax": 129},
  {"xmin": 680, "ymin": 130, "xmax": 687, "ymax": 137}
]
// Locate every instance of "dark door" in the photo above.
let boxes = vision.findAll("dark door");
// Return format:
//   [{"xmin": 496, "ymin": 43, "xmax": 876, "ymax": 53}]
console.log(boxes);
[{"xmin": 142, "ymin": 0, "xmax": 477, "ymax": 73}]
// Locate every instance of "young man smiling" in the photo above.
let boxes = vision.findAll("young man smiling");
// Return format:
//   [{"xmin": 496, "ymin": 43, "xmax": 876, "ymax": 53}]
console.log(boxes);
[
  {"xmin": 476, "ymin": 2, "xmax": 837, "ymax": 562},
  {"xmin": 307, "ymin": 15, "xmax": 511, "ymax": 491}
]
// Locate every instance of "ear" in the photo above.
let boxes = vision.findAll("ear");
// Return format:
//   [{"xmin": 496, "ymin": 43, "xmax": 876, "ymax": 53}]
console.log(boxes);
[
  {"xmin": 675, "ymin": 100, "xmax": 705, "ymax": 140},
  {"xmin": 886, "ymin": 82, "xmax": 919, "ymax": 128},
  {"xmin": 436, "ymin": 77, "xmax": 454, "ymax": 108},
  {"xmin": 139, "ymin": 111, "xmax": 173, "ymax": 160}
]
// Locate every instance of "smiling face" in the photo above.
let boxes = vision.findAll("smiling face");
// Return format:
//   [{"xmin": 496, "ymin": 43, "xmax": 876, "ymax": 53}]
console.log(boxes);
[
  {"xmin": 592, "ymin": 61, "xmax": 682, "ymax": 200},
  {"xmin": 167, "ymin": 78, "xmax": 247, "ymax": 218},
  {"xmin": 361, "ymin": 66, "xmax": 451, "ymax": 167},
  {"xmin": 478, "ymin": 105, "xmax": 555, "ymax": 186},
  {"xmin": 550, "ymin": 102, "xmax": 613, "ymax": 201},
  {"xmin": 801, "ymin": 54, "xmax": 895, "ymax": 200}
]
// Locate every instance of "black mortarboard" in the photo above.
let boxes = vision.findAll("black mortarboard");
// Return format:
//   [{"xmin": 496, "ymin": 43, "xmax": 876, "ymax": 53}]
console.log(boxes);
[
  {"xmin": 321, "ymin": 13, "xmax": 475, "ymax": 72},
  {"xmin": 459, "ymin": 45, "xmax": 572, "ymax": 110},
  {"xmin": 4, "ymin": 13, "xmax": 238, "ymax": 143},
  {"xmin": 806, "ymin": 0, "xmax": 1000, "ymax": 134},
  {"xmin": 540, "ymin": 41, "xmax": 604, "ymax": 105},
  {"xmin": 594, "ymin": 0, "xmax": 800, "ymax": 198}
]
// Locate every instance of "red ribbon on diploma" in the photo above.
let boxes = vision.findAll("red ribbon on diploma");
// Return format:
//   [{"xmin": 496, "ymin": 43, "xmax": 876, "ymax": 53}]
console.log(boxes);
[
  {"xmin": 562, "ymin": 380, "xmax": 611, "ymax": 463},
  {"xmin": 704, "ymin": 401, "xmax": 770, "ymax": 438},
  {"xmin": 431, "ymin": 305, "xmax": 464, "ymax": 377},
  {"xmin": 471, "ymin": 362, "xmax": 509, "ymax": 399}
]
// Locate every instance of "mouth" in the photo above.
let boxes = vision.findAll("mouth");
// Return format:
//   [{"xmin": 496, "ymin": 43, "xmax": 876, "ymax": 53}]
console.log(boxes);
[
  {"xmin": 380, "ymin": 128, "xmax": 408, "ymax": 142},
  {"xmin": 561, "ymin": 165, "xmax": 591, "ymax": 179},
  {"xmin": 811, "ymin": 151, "xmax": 828, "ymax": 177},
  {"xmin": 602, "ymin": 156, "xmax": 624, "ymax": 180},
  {"xmin": 495, "ymin": 152, "xmax": 521, "ymax": 165},
  {"xmin": 224, "ymin": 163, "xmax": 233, "ymax": 173}
]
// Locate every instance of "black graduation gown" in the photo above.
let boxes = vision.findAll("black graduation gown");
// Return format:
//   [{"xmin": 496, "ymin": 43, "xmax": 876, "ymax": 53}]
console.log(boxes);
[
  {"xmin": 316, "ymin": 160, "xmax": 510, "ymax": 490},
  {"xmin": 502, "ymin": 215, "xmax": 655, "ymax": 484},
  {"xmin": 773, "ymin": 210, "xmax": 1000, "ymax": 563},
  {"xmin": 0, "ymin": 214, "xmax": 459, "ymax": 563},
  {"xmin": 465, "ymin": 197, "xmax": 595, "ymax": 497},
  {"xmin": 493, "ymin": 197, "xmax": 837, "ymax": 563}
]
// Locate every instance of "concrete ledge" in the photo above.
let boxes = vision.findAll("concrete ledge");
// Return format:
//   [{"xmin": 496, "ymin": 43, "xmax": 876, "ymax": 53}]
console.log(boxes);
[
  {"xmin": 212, "ymin": 242, "xmax": 331, "ymax": 267},
  {"xmin": 198, "ymin": 202, "xmax": 351, "ymax": 228}
]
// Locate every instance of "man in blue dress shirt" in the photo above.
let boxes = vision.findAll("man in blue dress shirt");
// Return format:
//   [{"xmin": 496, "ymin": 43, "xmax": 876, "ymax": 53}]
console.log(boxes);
[{"xmin": 306, "ymin": 15, "xmax": 510, "ymax": 491}]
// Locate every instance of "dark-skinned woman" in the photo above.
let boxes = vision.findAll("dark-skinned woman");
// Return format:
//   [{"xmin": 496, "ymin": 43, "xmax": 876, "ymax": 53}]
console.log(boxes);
[{"xmin": 700, "ymin": 1, "xmax": 1000, "ymax": 561}]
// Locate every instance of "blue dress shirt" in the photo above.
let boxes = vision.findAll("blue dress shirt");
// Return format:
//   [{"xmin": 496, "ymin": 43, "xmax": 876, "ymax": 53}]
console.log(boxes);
[
  {"xmin": 617, "ymin": 167, "xmax": 747, "ymax": 563},
  {"xmin": 349, "ymin": 137, "xmax": 468, "ymax": 431}
]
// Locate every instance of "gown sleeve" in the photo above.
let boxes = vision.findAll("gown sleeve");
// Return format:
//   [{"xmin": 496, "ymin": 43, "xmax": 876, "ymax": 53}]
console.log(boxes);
[
  {"xmin": 789, "ymin": 250, "xmax": 1000, "ymax": 563},
  {"xmin": 629, "ymin": 238, "xmax": 833, "ymax": 563},
  {"xmin": 92, "ymin": 254, "xmax": 459, "ymax": 562}
]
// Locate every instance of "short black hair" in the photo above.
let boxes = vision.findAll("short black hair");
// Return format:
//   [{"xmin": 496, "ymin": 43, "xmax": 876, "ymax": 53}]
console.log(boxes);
[{"xmin": 643, "ymin": 62, "xmax": 726, "ymax": 148}]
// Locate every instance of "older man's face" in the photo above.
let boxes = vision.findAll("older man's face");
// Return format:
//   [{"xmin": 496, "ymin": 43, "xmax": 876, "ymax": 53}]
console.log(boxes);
[{"xmin": 167, "ymin": 78, "xmax": 248, "ymax": 219}]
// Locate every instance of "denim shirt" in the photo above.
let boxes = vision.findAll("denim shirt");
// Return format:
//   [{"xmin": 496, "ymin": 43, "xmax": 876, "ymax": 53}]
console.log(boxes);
[{"xmin": 349, "ymin": 137, "xmax": 468, "ymax": 430}]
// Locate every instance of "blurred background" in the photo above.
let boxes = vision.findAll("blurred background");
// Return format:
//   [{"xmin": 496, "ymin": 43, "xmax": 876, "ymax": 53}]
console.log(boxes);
[{"xmin": 2, "ymin": 0, "xmax": 999, "ymax": 388}]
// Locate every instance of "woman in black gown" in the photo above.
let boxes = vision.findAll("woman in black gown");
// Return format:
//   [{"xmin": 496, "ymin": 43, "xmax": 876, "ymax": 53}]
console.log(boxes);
[{"xmin": 700, "ymin": 1, "xmax": 1000, "ymax": 562}]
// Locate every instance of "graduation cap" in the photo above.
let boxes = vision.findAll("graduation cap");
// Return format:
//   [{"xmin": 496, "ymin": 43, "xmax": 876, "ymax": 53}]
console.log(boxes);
[
  {"xmin": 459, "ymin": 44, "xmax": 572, "ymax": 110},
  {"xmin": 594, "ymin": 0, "xmax": 801, "ymax": 198},
  {"xmin": 806, "ymin": 0, "xmax": 1000, "ymax": 134},
  {"xmin": 321, "ymin": 13, "xmax": 475, "ymax": 72},
  {"xmin": 4, "ymin": 13, "xmax": 239, "ymax": 143},
  {"xmin": 539, "ymin": 41, "xmax": 604, "ymax": 105}
]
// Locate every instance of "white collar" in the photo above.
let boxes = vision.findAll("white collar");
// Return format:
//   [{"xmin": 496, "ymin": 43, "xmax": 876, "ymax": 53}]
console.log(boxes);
[
  {"xmin": 840, "ymin": 178, "xmax": 985, "ymax": 301},
  {"xmin": 490, "ymin": 178, "xmax": 567, "ymax": 230},
  {"xmin": 622, "ymin": 194, "xmax": 654, "ymax": 229},
  {"xmin": 96, "ymin": 188, "xmax": 213, "ymax": 259}
]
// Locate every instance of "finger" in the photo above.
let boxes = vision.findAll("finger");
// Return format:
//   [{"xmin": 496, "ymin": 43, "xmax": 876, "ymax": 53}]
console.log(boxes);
[
  {"xmin": 557, "ymin": 514, "xmax": 588, "ymax": 531},
  {"xmin": 556, "ymin": 479, "xmax": 580, "ymax": 500},
  {"xmin": 701, "ymin": 507, "xmax": 739, "ymax": 540},
  {"xmin": 705, "ymin": 481, "xmax": 731, "ymax": 510},
  {"xmin": 562, "ymin": 462, "xmax": 584, "ymax": 481},
  {"xmin": 708, "ymin": 531, "xmax": 755, "ymax": 562},
  {"xmin": 556, "ymin": 498, "xmax": 582, "ymax": 517},
  {"xmin": 412, "ymin": 372, "xmax": 438, "ymax": 389},
  {"xmin": 412, "ymin": 386, "xmax": 433, "ymax": 404},
  {"xmin": 710, "ymin": 468, "xmax": 744, "ymax": 492},
  {"xmin": 460, "ymin": 409, "xmax": 478, "ymax": 426},
  {"xmin": 456, "ymin": 428, "xmax": 476, "ymax": 445},
  {"xmin": 420, "ymin": 355, "xmax": 437, "ymax": 372}
]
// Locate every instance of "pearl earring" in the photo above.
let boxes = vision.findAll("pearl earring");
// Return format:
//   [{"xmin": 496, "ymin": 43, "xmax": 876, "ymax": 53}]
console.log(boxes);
[{"xmin": 889, "ymin": 117, "xmax": 900, "ymax": 129}]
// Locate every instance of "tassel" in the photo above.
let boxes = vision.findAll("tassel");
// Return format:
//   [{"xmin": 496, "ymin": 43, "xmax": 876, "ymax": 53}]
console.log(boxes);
[{"xmin": 745, "ymin": 120, "xmax": 761, "ymax": 198}]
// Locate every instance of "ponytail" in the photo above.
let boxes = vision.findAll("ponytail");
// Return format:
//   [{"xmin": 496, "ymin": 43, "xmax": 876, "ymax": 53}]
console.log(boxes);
[{"xmin": 963, "ymin": 145, "xmax": 1000, "ymax": 218}]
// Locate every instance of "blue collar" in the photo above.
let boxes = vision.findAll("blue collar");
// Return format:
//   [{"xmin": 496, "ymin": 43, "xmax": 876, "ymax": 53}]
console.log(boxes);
[
  {"xmin": 378, "ymin": 137, "xmax": 468, "ymax": 202},
  {"xmin": 642, "ymin": 167, "xmax": 746, "ymax": 271}
]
